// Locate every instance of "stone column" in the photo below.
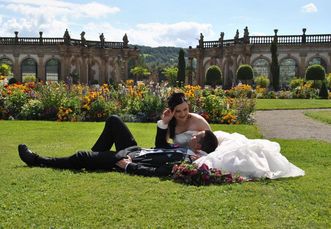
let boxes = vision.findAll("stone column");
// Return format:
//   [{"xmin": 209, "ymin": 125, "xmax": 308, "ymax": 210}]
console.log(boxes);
[
  {"xmin": 188, "ymin": 57, "xmax": 193, "ymax": 85},
  {"xmin": 37, "ymin": 54, "xmax": 45, "ymax": 81},
  {"xmin": 13, "ymin": 54, "xmax": 20, "ymax": 81},
  {"xmin": 299, "ymin": 53, "xmax": 307, "ymax": 77},
  {"xmin": 80, "ymin": 55, "xmax": 88, "ymax": 84}
]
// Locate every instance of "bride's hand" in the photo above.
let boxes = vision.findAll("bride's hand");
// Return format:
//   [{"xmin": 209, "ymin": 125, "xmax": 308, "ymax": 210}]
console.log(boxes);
[{"xmin": 161, "ymin": 108, "xmax": 174, "ymax": 124}]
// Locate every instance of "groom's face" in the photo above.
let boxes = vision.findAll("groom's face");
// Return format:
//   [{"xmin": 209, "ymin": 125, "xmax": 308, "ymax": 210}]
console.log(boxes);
[{"xmin": 188, "ymin": 131, "xmax": 205, "ymax": 151}]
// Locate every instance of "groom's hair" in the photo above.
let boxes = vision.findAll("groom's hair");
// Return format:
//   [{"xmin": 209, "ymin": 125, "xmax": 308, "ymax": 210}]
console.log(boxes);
[{"xmin": 200, "ymin": 130, "xmax": 218, "ymax": 153}]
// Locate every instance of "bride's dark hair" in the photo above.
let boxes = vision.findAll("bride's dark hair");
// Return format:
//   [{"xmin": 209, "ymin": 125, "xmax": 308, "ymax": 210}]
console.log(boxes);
[{"xmin": 167, "ymin": 92, "xmax": 188, "ymax": 139}]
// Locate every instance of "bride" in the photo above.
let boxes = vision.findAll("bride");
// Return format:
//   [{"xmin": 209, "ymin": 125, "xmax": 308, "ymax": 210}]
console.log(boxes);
[{"xmin": 194, "ymin": 131, "xmax": 305, "ymax": 179}]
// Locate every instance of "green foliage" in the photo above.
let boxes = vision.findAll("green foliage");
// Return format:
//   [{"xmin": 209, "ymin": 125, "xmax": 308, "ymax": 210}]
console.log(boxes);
[
  {"xmin": 22, "ymin": 74, "xmax": 36, "ymax": 83},
  {"xmin": 36, "ymin": 82, "xmax": 68, "ymax": 120},
  {"xmin": 201, "ymin": 94, "xmax": 225, "ymax": 122},
  {"xmin": 289, "ymin": 77, "xmax": 304, "ymax": 89},
  {"xmin": 270, "ymin": 41, "xmax": 280, "ymax": 91},
  {"xmin": 305, "ymin": 64, "xmax": 326, "ymax": 81},
  {"xmin": 19, "ymin": 99, "xmax": 44, "ymax": 120},
  {"xmin": 326, "ymin": 73, "xmax": 331, "ymax": 89},
  {"xmin": 0, "ymin": 63, "xmax": 11, "ymax": 76},
  {"xmin": 130, "ymin": 66, "xmax": 151, "ymax": 81},
  {"xmin": 233, "ymin": 97, "xmax": 256, "ymax": 124},
  {"xmin": 139, "ymin": 94, "xmax": 165, "ymax": 122},
  {"xmin": 254, "ymin": 75, "xmax": 270, "ymax": 88},
  {"xmin": 177, "ymin": 48, "xmax": 186, "ymax": 86},
  {"xmin": 236, "ymin": 64, "xmax": 253, "ymax": 82},
  {"xmin": 205, "ymin": 65, "xmax": 222, "ymax": 87},
  {"xmin": 162, "ymin": 66, "xmax": 178, "ymax": 86},
  {"xmin": 4, "ymin": 89, "xmax": 28, "ymax": 118},
  {"xmin": 319, "ymin": 81, "xmax": 329, "ymax": 99}
]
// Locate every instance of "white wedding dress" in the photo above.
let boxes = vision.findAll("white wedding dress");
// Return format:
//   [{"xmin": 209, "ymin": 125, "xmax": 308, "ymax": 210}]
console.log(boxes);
[{"xmin": 194, "ymin": 131, "xmax": 305, "ymax": 179}]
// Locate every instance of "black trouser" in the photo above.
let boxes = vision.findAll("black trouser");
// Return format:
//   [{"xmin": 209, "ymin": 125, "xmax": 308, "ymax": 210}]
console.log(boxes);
[{"xmin": 37, "ymin": 115, "xmax": 138, "ymax": 170}]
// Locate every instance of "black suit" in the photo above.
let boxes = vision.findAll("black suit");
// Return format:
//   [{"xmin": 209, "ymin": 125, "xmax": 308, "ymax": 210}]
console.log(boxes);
[{"xmin": 35, "ymin": 116, "xmax": 190, "ymax": 177}]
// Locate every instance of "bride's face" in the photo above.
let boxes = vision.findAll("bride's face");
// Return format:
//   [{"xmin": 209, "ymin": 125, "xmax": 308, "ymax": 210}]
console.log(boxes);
[{"xmin": 173, "ymin": 102, "xmax": 189, "ymax": 122}]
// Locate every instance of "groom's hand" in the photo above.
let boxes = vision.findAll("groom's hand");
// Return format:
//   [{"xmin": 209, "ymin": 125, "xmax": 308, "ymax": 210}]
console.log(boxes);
[{"xmin": 116, "ymin": 156, "xmax": 132, "ymax": 169}]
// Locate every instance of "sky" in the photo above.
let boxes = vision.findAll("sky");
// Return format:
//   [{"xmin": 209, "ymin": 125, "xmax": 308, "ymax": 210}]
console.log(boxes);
[{"xmin": 0, "ymin": 0, "xmax": 330, "ymax": 48}]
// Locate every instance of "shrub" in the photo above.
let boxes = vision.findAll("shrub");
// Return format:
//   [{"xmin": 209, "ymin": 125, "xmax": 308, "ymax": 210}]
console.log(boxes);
[
  {"xmin": 254, "ymin": 76, "xmax": 270, "ymax": 88},
  {"xmin": 23, "ymin": 75, "xmax": 36, "ymax": 83},
  {"xmin": 205, "ymin": 65, "xmax": 222, "ymax": 88},
  {"xmin": 232, "ymin": 97, "xmax": 256, "ymax": 124},
  {"xmin": 236, "ymin": 64, "xmax": 253, "ymax": 84},
  {"xmin": 0, "ymin": 63, "xmax": 11, "ymax": 76},
  {"xmin": 319, "ymin": 81, "xmax": 329, "ymax": 99},
  {"xmin": 289, "ymin": 77, "xmax": 304, "ymax": 89},
  {"xmin": 201, "ymin": 94, "xmax": 225, "ymax": 123},
  {"xmin": 4, "ymin": 89, "xmax": 28, "ymax": 118},
  {"xmin": 326, "ymin": 73, "xmax": 331, "ymax": 89},
  {"xmin": 19, "ymin": 99, "xmax": 43, "ymax": 120},
  {"xmin": 305, "ymin": 64, "xmax": 326, "ymax": 81}
]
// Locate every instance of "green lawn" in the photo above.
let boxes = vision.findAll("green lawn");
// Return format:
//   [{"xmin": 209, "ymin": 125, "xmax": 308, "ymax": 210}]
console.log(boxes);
[
  {"xmin": 256, "ymin": 99, "xmax": 331, "ymax": 110},
  {"xmin": 0, "ymin": 121, "xmax": 330, "ymax": 228},
  {"xmin": 304, "ymin": 110, "xmax": 331, "ymax": 125}
]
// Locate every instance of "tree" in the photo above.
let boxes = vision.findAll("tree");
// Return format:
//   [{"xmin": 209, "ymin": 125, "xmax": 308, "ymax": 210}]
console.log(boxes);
[
  {"xmin": 162, "ymin": 66, "xmax": 178, "ymax": 86},
  {"xmin": 0, "ymin": 63, "xmax": 11, "ymax": 76},
  {"xmin": 270, "ymin": 41, "xmax": 280, "ymax": 91},
  {"xmin": 236, "ymin": 64, "xmax": 253, "ymax": 84},
  {"xmin": 305, "ymin": 64, "xmax": 326, "ymax": 89},
  {"xmin": 205, "ymin": 65, "xmax": 222, "ymax": 88},
  {"xmin": 130, "ymin": 66, "xmax": 151, "ymax": 82},
  {"xmin": 177, "ymin": 48, "xmax": 186, "ymax": 86},
  {"xmin": 319, "ymin": 80, "xmax": 329, "ymax": 99}
]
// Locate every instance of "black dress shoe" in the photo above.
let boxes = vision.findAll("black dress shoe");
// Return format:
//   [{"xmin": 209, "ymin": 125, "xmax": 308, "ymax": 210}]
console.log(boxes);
[{"xmin": 18, "ymin": 144, "xmax": 40, "ymax": 166}]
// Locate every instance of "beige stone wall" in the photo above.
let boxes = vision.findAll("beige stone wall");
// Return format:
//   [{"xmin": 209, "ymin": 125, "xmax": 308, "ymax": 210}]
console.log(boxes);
[{"xmin": 0, "ymin": 44, "xmax": 139, "ymax": 84}]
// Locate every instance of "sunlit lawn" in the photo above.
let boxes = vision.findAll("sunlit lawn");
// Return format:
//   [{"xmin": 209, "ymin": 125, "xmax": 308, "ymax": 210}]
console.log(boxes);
[
  {"xmin": 0, "ymin": 120, "xmax": 330, "ymax": 228},
  {"xmin": 256, "ymin": 99, "xmax": 331, "ymax": 110},
  {"xmin": 304, "ymin": 110, "xmax": 331, "ymax": 124}
]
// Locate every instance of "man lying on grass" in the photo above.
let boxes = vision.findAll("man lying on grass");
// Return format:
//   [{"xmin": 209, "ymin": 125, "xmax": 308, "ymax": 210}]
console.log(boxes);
[{"xmin": 18, "ymin": 115, "xmax": 218, "ymax": 177}]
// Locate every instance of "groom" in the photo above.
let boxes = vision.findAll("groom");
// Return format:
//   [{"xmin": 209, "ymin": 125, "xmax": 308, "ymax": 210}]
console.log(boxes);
[{"xmin": 18, "ymin": 115, "xmax": 218, "ymax": 177}]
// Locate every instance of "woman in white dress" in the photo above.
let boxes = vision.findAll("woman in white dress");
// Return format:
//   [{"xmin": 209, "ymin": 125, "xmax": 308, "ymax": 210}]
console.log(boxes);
[
  {"xmin": 157, "ymin": 92, "xmax": 211, "ymax": 148},
  {"xmin": 194, "ymin": 131, "xmax": 305, "ymax": 179}
]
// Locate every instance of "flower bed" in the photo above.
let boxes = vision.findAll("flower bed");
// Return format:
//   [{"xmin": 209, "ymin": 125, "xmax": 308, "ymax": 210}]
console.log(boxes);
[{"xmin": 0, "ymin": 80, "xmax": 256, "ymax": 123}]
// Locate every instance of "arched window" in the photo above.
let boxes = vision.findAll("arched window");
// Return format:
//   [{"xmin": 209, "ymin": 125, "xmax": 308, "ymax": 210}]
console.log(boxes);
[
  {"xmin": 46, "ymin": 58, "xmax": 60, "ymax": 81},
  {"xmin": 308, "ymin": 57, "xmax": 327, "ymax": 70},
  {"xmin": 21, "ymin": 58, "xmax": 37, "ymax": 82},
  {"xmin": 252, "ymin": 58, "xmax": 269, "ymax": 77},
  {"xmin": 280, "ymin": 58, "xmax": 297, "ymax": 87}
]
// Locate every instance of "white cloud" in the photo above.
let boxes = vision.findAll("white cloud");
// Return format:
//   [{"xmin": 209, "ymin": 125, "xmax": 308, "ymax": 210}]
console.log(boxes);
[
  {"xmin": 81, "ymin": 21, "xmax": 214, "ymax": 47},
  {"xmin": 301, "ymin": 3, "xmax": 318, "ymax": 13},
  {"xmin": 0, "ymin": 1, "xmax": 213, "ymax": 47},
  {"xmin": 0, "ymin": 0, "xmax": 120, "ymax": 38}
]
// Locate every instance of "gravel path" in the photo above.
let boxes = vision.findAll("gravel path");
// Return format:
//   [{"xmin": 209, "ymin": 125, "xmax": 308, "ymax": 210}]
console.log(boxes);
[{"xmin": 254, "ymin": 109, "xmax": 331, "ymax": 143}]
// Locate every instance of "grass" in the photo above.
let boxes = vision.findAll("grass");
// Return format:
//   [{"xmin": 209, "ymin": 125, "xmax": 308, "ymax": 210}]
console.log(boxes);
[
  {"xmin": 304, "ymin": 110, "xmax": 331, "ymax": 125},
  {"xmin": 0, "ymin": 120, "xmax": 330, "ymax": 228},
  {"xmin": 256, "ymin": 99, "xmax": 331, "ymax": 110}
]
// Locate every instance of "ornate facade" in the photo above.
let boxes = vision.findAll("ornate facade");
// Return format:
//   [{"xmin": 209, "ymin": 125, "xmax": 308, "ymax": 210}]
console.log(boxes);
[
  {"xmin": 0, "ymin": 30, "xmax": 139, "ymax": 84},
  {"xmin": 188, "ymin": 28, "xmax": 331, "ymax": 88}
]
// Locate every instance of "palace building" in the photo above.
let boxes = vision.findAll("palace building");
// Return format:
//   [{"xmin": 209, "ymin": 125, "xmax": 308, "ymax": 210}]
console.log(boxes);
[
  {"xmin": 187, "ymin": 27, "xmax": 331, "ymax": 88},
  {"xmin": 0, "ymin": 30, "xmax": 139, "ymax": 84}
]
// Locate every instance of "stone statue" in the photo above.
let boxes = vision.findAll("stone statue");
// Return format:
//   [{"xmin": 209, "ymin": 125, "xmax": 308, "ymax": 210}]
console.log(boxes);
[
  {"xmin": 123, "ymin": 33, "xmax": 128, "ymax": 48},
  {"xmin": 99, "ymin": 33, "xmax": 105, "ymax": 47},
  {"xmin": 219, "ymin": 32, "xmax": 224, "ymax": 46},
  {"xmin": 234, "ymin": 29, "xmax": 239, "ymax": 44},
  {"xmin": 243, "ymin": 26, "xmax": 249, "ymax": 44},
  {"xmin": 80, "ymin": 31, "xmax": 86, "ymax": 46},
  {"xmin": 199, "ymin": 33, "xmax": 204, "ymax": 48},
  {"xmin": 63, "ymin": 29, "xmax": 71, "ymax": 45}
]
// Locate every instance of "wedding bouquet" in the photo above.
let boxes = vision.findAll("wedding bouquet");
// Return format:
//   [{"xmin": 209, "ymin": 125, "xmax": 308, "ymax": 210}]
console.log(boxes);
[{"xmin": 172, "ymin": 162, "xmax": 244, "ymax": 186}]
